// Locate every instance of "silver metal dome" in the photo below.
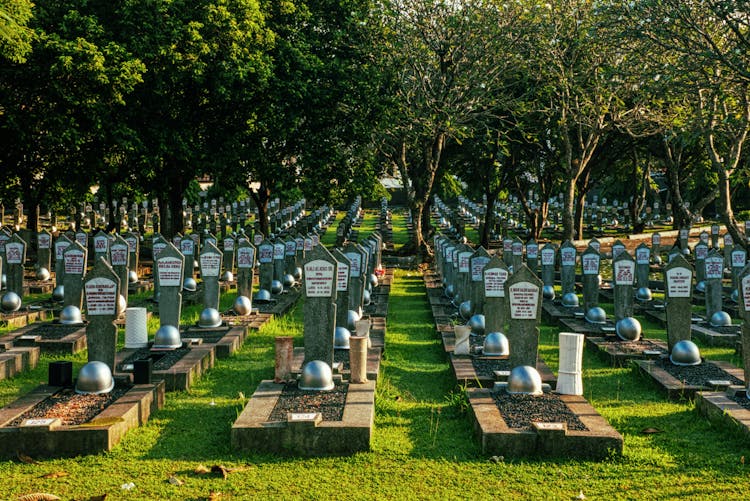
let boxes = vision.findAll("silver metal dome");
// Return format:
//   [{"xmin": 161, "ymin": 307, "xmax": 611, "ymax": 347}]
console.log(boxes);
[
  {"xmin": 36, "ymin": 267, "xmax": 51, "ymax": 282},
  {"xmin": 636, "ymin": 287, "xmax": 653, "ymax": 302},
  {"xmin": 653, "ymin": 255, "xmax": 663, "ymax": 265},
  {"xmin": 59, "ymin": 305, "xmax": 83, "ymax": 325},
  {"xmin": 507, "ymin": 365, "xmax": 543, "ymax": 396},
  {"xmin": 561, "ymin": 292, "xmax": 579, "ymax": 308},
  {"xmin": 731, "ymin": 289, "xmax": 739, "ymax": 304},
  {"xmin": 542, "ymin": 285, "xmax": 555, "ymax": 301},
  {"xmin": 459, "ymin": 300, "xmax": 473, "ymax": 320},
  {"xmin": 117, "ymin": 294, "xmax": 127, "ymax": 316},
  {"xmin": 52, "ymin": 285, "xmax": 65, "ymax": 302},
  {"xmin": 615, "ymin": 317, "xmax": 642, "ymax": 341},
  {"xmin": 128, "ymin": 270, "xmax": 139, "ymax": 284},
  {"xmin": 270, "ymin": 280, "xmax": 283, "ymax": 295},
  {"xmin": 585, "ymin": 306, "xmax": 607, "ymax": 324},
  {"xmin": 198, "ymin": 307, "xmax": 222, "ymax": 328},
  {"xmin": 221, "ymin": 270, "xmax": 234, "ymax": 282},
  {"xmin": 368, "ymin": 273, "xmax": 379, "ymax": 288},
  {"xmin": 334, "ymin": 326, "xmax": 351, "ymax": 350},
  {"xmin": 293, "ymin": 267, "xmax": 303, "ymax": 280},
  {"xmin": 282, "ymin": 274, "xmax": 296, "ymax": 288},
  {"xmin": 347, "ymin": 309, "xmax": 360, "ymax": 331},
  {"xmin": 255, "ymin": 288, "xmax": 272, "ymax": 303},
  {"xmin": 1, "ymin": 291, "xmax": 22, "ymax": 312},
  {"xmin": 233, "ymin": 295, "xmax": 252, "ymax": 316},
  {"xmin": 670, "ymin": 340, "xmax": 701, "ymax": 366},
  {"xmin": 467, "ymin": 314, "xmax": 485, "ymax": 336},
  {"xmin": 182, "ymin": 277, "xmax": 198, "ymax": 292},
  {"xmin": 299, "ymin": 360, "xmax": 334, "ymax": 391},
  {"xmin": 695, "ymin": 281, "xmax": 706, "ymax": 293},
  {"xmin": 362, "ymin": 289, "xmax": 371, "ymax": 306},
  {"xmin": 153, "ymin": 324, "xmax": 182, "ymax": 349},
  {"xmin": 75, "ymin": 361, "xmax": 114, "ymax": 395},
  {"xmin": 709, "ymin": 311, "xmax": 732, "ymax": 327},
  {"xmin": 483, "ymin": 331, "xmax": 509, "ymax": 356},
  {"xmin": 444, "ymin": 284, "xmax": 455, "ymax": 299}
]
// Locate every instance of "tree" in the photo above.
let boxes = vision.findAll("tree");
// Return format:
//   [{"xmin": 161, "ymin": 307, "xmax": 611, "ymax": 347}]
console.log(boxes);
[{"xmin": 0, "ymin": 0, "xmax": 33, "ymax": 63}]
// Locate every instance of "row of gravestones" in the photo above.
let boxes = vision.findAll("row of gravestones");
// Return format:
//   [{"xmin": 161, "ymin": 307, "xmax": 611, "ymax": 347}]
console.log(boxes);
[
  {"xmin": 378, "ymin": 198, "xmax": 393, "ymax": 244},
  {"xmin": 335, "ymin": 197, "xmax": 362, "ymax": 247}
]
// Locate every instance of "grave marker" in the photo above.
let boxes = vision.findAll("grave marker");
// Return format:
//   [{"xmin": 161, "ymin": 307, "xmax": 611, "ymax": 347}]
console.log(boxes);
[
  {"xmin": 63, "ymin": 241, "xmax": 88, "ymax": 309},
  {"xmin": 737, "ymin": 264, "xmax": 750, "ymax": 386},
  {"xmin": 5, "ymin": 234, "xmax": 26, "ymax": 297},
  {"xmin": 180, "ymin": 236, "xmax": 196, "ymax": 283},
  {"xmin": 156, "ymin": 242, "xmax": 184, "ymax": 328},
  {"xmin": 302, "ymin": 245, "xmax": 338, "ymax": 367},
  {"xmin": 93, "ymin": 230, "xmax": 110, "ymax": 264},
  {"xmin": 540, "ymin": 243, "xmax": 556, "ymax": 287},
  {"xmin": 483, "ymin": 255, "xmax": 510, "ymax": 334},
  {"xmin": 110, "ymin": 235, "xmax": 130, "ymax": 304},
  {"xmin": 560, "ymin": 240, "xmax": 577, "ymax": 296},
  {"xmin": 83, "ymin": 257, "xmax": 120, "ymax": 371},
  {"xmin": 504, "ymin": 265, "xmax": 543, "ymax": 369},
  {"xmin": 635, "ymin": 242, "xmax": 651, "ymax": 290},
  {"xmin": 37, "ymin": 229, "xmax": 52, "ymax": 272},
  {"xmin": 123, "ymin": 232, "xmax": 139, "ymax": 276},
  {"xmin": 257, "ymin": 238, "xmax": 274, "ymax": 292},
  {"xmin": 333, "ymin": 249, "xmax": 352, "ymax": 329},
  {"xmin": 704, "ymin": 249, "xmax": 724, "ymax": 319},
  {"xmin": 200, "ymin": 241, "xmax": 223, "ymax": 310},
  {"xmin": 581, "ymin": 245, "xmax": 600, "ymax": 312},
  {"xmin": 54, "ymin": 235, "xmax": 72, "ymax": 288},
  {"xmin": 613, "ymin": 250, "xmax": 635, "ymax": 320},
  {"xmin": 236, "ymin": 240, "xmax": 256, "ymax": 299},
  {"xmin": 469, "ymin": 247, "xmax": 491, "ymax": 315},
  {"xmin": 664, "ymin": 254, "xmax": 694, "ymax": 350},
  {"xmin": 526, "ymin": 239, "xmax": 539, "ymax": 275}
]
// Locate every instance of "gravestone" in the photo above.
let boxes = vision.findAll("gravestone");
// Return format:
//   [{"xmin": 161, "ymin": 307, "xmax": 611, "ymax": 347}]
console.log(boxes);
[
  {"xmin": 257, "ymin": 239, "xmax": 274, "ymax": 292},
  {"xmin": 679, "ymin": 228, "xmax": 690, "ymax": 251},
  {"xmin": 511, "ymin": 237, "xmax": 524, "ymax": 272},
  {"xmin": 223, "ymin": 235, "xmax": 236, "ymax": 274},
  {"xmin": 302, "ymin": 245, "xmax": 338, "ymax": 367},
  {"xmin": 588, "ymin": 237, "xmax": 601, "ymax": 254},
  {"xmin": 731, "ymin": 247, "xmax": 747, "ymax": 293},
  {"xmin": 180, "ymin": 236, "xmax": 196, "ymax": 282},
  {"xmin": 284, "ymin": 236, "xmax": 297, "ymax": 275},
  {"xmin": 710, "ymin": 224, "xmax": 720, "ymax": 249},
  {"xmin": 704, "ymin": 249, "xmax": 724, "ymax": 319},
  {"xmin": 664, "ymin": 254, "xmax": 694, "ymax": 350},
  {"xmin": 651, "ymin": 233, "xmax": 662, "ymax": 262},
  {"xmin": 581, "ymin": 245, "xmax": 600, "ymax": 312},
  {"xmin": 613, "ymin": 250, "xmax": 635, "ymax": 320},
  {"xmin": 502, "ymin": 237, "xmax": 513, "ymax": 268},
  {"xmin": 74, "ymin": 230, "xmax": 88, "ymax": 252},
  {"xmin": 457, "ymin": 244, "xmax": 473, "ymax": 308},
  {"xmin": 344, "ymin": 242, "xmax": 367, "ymax": 313},
  {"xmin": 694, "ymin": 241, "xmax": 708, "ymax": 286},
  {"xmin": 0, "ymin": 229, "xmax": 10, "ymax": 284},
  {"xmin": 738, "ymin": 264, "xmax": 750, "ymax": 386},
  {"xmin": 272, "ymin": 239, "xmax": 286, "ymax": 284},
  {"xmin": 63, "ymin": 241, "xmax": 88, "ymax": 309},
  {"xmin": 723, "ymin": 233, "xmax": 734, "ymax": 270},
  {"xmin": 123, "ymin": 231, "xmax": 139, "ymax": 277},
  {"xmin": 93, "ymin": 230, "xmax": 110, "ymax": 264},
  {"xmin": 155, "ymin": 242, "xmax": 184, "ymax": 328},
  {"xmin": 635, "ymin": 243, "xmax": 651, "ymax": 290},
  {"xmin": 540, "ymin": 243, "xmax": 556, "ymax": 287},
  {"xmin": 611, "ymin": 240, "xmax": 626, "ymax": 261},
  {"xmin": 525, "ymin": 239, "xmax": 539, "ymax": 275},
  {"xmin": 5, "ymin": 234, "xmax": 26, "ymax": 297},
  {"xmin": 37, "ymin": 229, "xmax": 52, "ymax": 272},
  {"xmin": 110, "ymin": 235, "xmax": 130, "ymax": 304},
  {"xmin": 333, "ymin": 249, "xmax": 352, "ymax": 329},
  {"xmin": 483, "ymin": 255, "xmax": 510, "ymax": 334},
  {"xmin": 504, "ymin": 265, "xmax": 543, "ymax": 369},
  {"xmin": 469, "ymin": 247, "xmax": 491, "ymax": 315},
  {"xmin": 152, "ymin": 235, "xmax": 167, "ymax": 300},
  {"xmin": 54, "ymin": 235, "xmax": 72, "ymax": 288},
  {"xmin": 83, "ymin": 257, "xmax": 120, "ymax": 371},
  {"xmin": 559, "ymin": 240, "xmax": 577, "ymax": 296},
  {"xmin": 295, "ymin": 234, "xmax": 305, "ymax": 265},
  {"xmin": 236, "ymin": 240, "xmax": 256, "ymax": 299},
  {"xmin": 200, "ymin": 241, "xmax": 223, "ymax": 310}
]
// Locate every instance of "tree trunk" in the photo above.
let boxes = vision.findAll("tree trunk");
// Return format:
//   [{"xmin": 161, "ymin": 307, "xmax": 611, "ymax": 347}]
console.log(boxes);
[
  {"xmin": 534, "ymin": 201, "xmax": 549, "ymax": 241},
  {"xmin": 562, "ymin": 177, "xmax": 576, "ymax": 241},
  {"xmin": 481, "ymin": 194, "xmax": 497, "ymax": 249},
  {"xmin": 716, "ymin": 167, "xmax": 746, "ymax": 250},
  {"xmin": 249, "ymin": 182, "xmax": 271, "ymax": 238},
  {"xmin": 663, "ymin": 158, "xmax": 692, "ymax": 230}
]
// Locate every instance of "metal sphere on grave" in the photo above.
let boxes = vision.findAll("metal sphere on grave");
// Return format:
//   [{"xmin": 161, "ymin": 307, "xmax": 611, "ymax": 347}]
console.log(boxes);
[
  {"xmin": 233, "ymin": 295, "xmax": 252, "ymax": 316},
  {"xmin": 709, "ymin": 311, "xmax": 732, "ymax": 328},
  {"xmin": 1, "ymin": 274, "xmax": 5, "ymax": 288},
  {"xmin": 459, "ymin": 300, "xmax": 473, "ymax": 320},
  {"xmin": 362, "ymin": 289, "xmax": 371, "ymax": 306},
  {"xmin": 507, "ymin": 365, "xmax": 543, "ymax": 396},
  {"xmin": 52, "ymin": 285, "xmax": 65, "ymax": 302},
  {"xmin": 467, "ymin": 314, "xmax": 485, "ymax": 336},
  {"xmin": 270, "ymin": 280, "xmax": 283, "ymax": 295},
  {"xmin": 334, "ymin": 326, "xmax": 351, "ymax": 350},
  {"xmin": 75, "ymin": 361, "xmax": 115, "ymax": 395},
  {"xmin": 183, "ymin": 277, "xmax": 198, "ymax": 292},
  {"xmin": 561, "ymin": 292, "xmax": 579, "ymax": 308},
  {"xmin": 193, "ymin": 259, "xmax": 199, "ymax": 270},
  {"xmin": 731, "ymin": 289, "xmax": 739, "ymax": 304},
  {"xmin": 299, "ymin": 360, "xmax": 334, "ymax": 391},
  {"xmin": 653, "ymin": 255, "xmax": 663, "ymax": 266},
  {"xmin": 255, "ymin": 288, "xmax": 272, "ymax": 303},
  {"xmin": 670, "ymin": 340, "xmax": 701, "ymax": 366},
  {"xmin": 542, "ymin": 285, "xmax": 555, "ymax": 301},
  {"xmin": 221, "ymin": 270, "xmax": 234, "ymax": 282},
  {"xmin": 365, "ymin": 281, "xmax": 372, "ymax": 294},
  {"xmin": 682, "ymin": 247, "xmax": 691, "ymax": 256},
  {"xmin": 585, "ymin": 306, "xmax": 607, "ymax": 324},
  {"xmin": 199, "ymin": 307, "xmax": 222, "ymax": 328},
  {"xmin": 615, "ymin": 317, "xmax": 642, "ymax": 342},
  {"xmin": 368, "ymin": 273, "xmax": 379, "ymax": 289},
  {"xmin": 293, "ymin": 267, "xmax": 303, "ymax": 280},
  {"xmin": 347, "ymin": 309, "xmax": 360, "ymax": 331},
  {"xmin": 635, "ymin": 287, "xmax": 652, "ymax": 302},
  {"xmin": 282, "ymin": 274, "xmax": 296, "ymax": 289},
  {"xmin": 59, "ymin": 305, "xmax": 83, "ymax": 325},
  {"xmin": 117, "ymin": 294, "xmax": 127, "ymax": 316},
  {"xmin": 36, "ymin": 267, "xmax": 51, "ymax": 282},
  {"xmin": 695, "ymin": 281, "xmax": 706, "ymax": 293},
  {"xmin": 444, "ymin": 284, "xmax": 455, "ymax": 299},
  {"xmin": 1, "ymin": 291, "xmax": 22, "ymax": 312},
  {"xmin": 483, "ymin": 331, "xmax": 509, "ymax": 356},
  {"xmin": 597, "ymin": 274, "xmax": 603, "ymax": 287},
  {"xmin": 153, "ymin": 324, "xmax": 182, "ymax": 349},
  {"xmin": 128, "ymin": 270, "xmax": 139, "ymax": 284}
]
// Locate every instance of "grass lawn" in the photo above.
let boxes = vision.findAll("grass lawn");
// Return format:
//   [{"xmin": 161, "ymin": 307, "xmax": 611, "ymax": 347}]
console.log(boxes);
[{"xmin": 1, "ymin": 253, "xmax": 749, "ymax": 498}]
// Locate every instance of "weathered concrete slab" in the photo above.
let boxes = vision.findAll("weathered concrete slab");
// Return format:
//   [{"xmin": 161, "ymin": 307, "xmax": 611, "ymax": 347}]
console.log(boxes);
[
  {"xmin": 634, "ymin": 357, "xmax": 745, "ymax": 400},
  {"xmin": 586, "ymin": 336, "xmax": 668, "ymax": 367},
  {"xmin": 695, "ymin": 387, "xmax": 750, "ymax": 441}
]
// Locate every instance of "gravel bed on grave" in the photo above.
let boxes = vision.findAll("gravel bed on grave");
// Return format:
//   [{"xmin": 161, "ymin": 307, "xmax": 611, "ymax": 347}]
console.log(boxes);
[
  {"xmin": 268, "ymin": 381, "xmax": 348, "ymax": 422},
  {"xmin": 184, "ymin": 329, "xmax": 226, "ymax": 344},
  {"xmin": 7, "ymin": 385, "xmax": 130, "ymax": 427},
  {"xmin": 601, "ymin": 339, "xmax": 667, "ymax": 355},
  {"xmin": 473, "ymin": 358, "xmax": 510, "ymax": 378},
  {"xmin": 24, "ymin": 324, "xmax": 83, "ymax": 339},
  {"xmin": 334, "ymin": 349, "xmax": 350, "ymax": 371},
  {"xmin": 493, "ymin": 391, "xmax": 588, "ymax": 431},
  {"xmin": 697, "ymin": 322, "xmax": 740, "ymax": 334},
  {"xmin": 728, "ymin": 393, "xmax": 750, "ymax": 410},
  {"xmin": 119, "ymin": 347, "xmax": 191, "ymax": 371},
  {"xmin": 656, "ymin": 358, "xmax": 743, "ymax": 386}
]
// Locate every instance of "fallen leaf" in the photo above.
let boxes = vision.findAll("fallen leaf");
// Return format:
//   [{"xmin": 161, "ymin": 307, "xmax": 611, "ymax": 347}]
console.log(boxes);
[
  {"xmin": 194, "ymin": 465, "xmax": 211, "ymax": 475},
  {"xmin": 14, "ymin": 494, "xmax": 61, "ymax": 501},
  {"xmin": 640, "ymin": 427, "xmax": 664, "ymax": 434},
  {"xmin": 208, "ymin": 492, "xmax": 222, "ymax": 501},
  {"xmin": 41, "ymin": 472, "xmax": 68, "ymax": 479},
  {"xmin": 576, "ymin": 490, "xmax": 586, "ymax": 500},
  {"xmin": 211, "ymin": 465, "xmax": 229, "ymax": 479},
  {"xmin": 168, "ymin": 475, "xmax": 184, "ymax": 486},
  {"xmin": 17, "ymin": 452, "xmax": 39, "ymax": 465}
]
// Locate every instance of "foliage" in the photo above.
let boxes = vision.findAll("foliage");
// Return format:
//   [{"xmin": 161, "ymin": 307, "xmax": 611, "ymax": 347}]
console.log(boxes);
[{"xmin": 0, "ymin": 0, "xmax": 33, "ymax": 63}]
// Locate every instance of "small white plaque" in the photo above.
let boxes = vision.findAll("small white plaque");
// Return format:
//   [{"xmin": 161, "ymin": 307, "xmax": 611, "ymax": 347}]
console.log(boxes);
[
  {"xmin": 508, "ymin": 281, "xmax": 540, "ymax": 320},
  {"xmin": 84, "ymin": 277, "xmax": 118, "ymax": 315},
  {"xmin": 614, "ymin": 260, "xmax": 635, "ymax": 286},
  {"xmin": 158, "ymin": 256, "xmax": 183, "ymax": 286},
  {"xmin": 666, "ymin": 267, "xmax": 692, "ymax": 298},
  {"xmin": 304, "ymin": 259, "xmax": 335, "ymax": 297},
  {"xmin": 484, "ymin": 267, "xmax": 508, "ymax": 298},
  {"xmin": 200, "ymin": 253, "xmax": 222, "ymax": 277}
]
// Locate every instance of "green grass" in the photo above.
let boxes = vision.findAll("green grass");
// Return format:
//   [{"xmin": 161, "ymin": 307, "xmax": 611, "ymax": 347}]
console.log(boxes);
[{"xmin": 1, "ymin": 270, "xmax": 750, "ymax": 498}]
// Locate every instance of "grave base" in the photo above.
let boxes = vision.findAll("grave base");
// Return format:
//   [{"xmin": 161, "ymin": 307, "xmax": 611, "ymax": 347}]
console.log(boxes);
[
  {"xmin": 0, "ymin": 381, "xmax": 165, "ymax": 459},
  {"xmin": 450, "ymin": 355, "xmax": 557, "ymax": 389},
  {"xmin": 690, "ymin": 323, "xmax": 740, "ymax": 347},
  {"xmin": 182, "ymin": 324, "xmax": 248, "ymax": 358},
  {"xmin": 0, "ymin": 321, "xmax": 87, "ymax": 354},
  {"xmin": 634, "ymin": 357, "xmax": 745, "ymax": 400},
  {"xmin": 0, "ymin": 309, "xmax": 53, "ymax": 329},
  {"xmin": 559, "ymin": 317, "xmax": 616, "ymax": 336},
  {"xmin": 291, "ymin": 347, "xmax": 382, "ymax": 381},
  {"xmin": 586, "ymin": 336, "xmax": 668, "ymax": 367},
  {"xmin": 115, "ymin": 344, "xmax": 215, "ymax": 392},
  {"xmin": 231, "ymin": 379, "xmax": 375, "ymax": 455},
  {"xmin": 0, "ymin": 346, "xmax": 40, "ymax": 380},
  {"xmin": 467, "ymin": 388, "xmax": 622, "ymax": 459},
  {"xmin": 695, "ymin": 387, "xmax": 750, "ymax": 440}
]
